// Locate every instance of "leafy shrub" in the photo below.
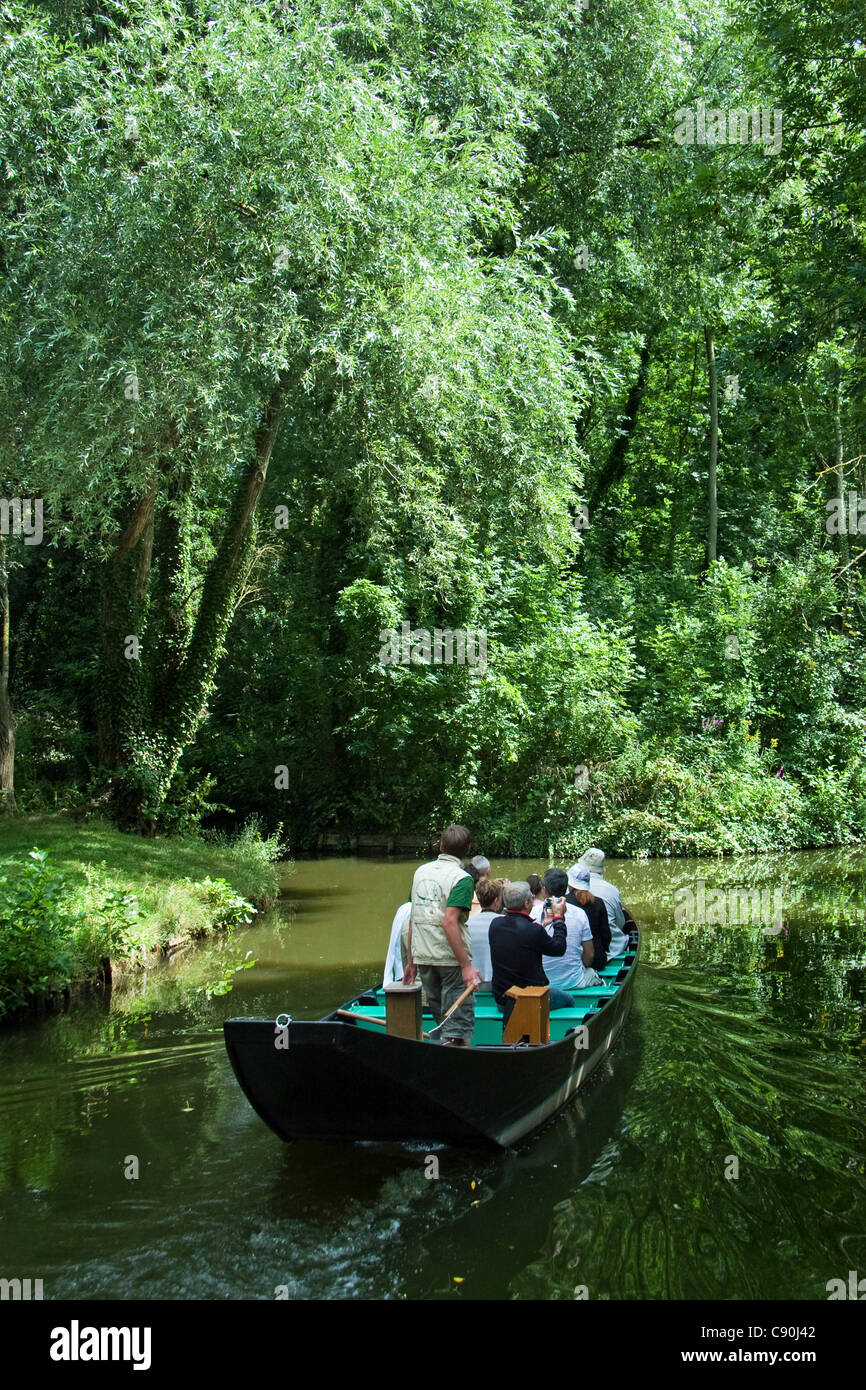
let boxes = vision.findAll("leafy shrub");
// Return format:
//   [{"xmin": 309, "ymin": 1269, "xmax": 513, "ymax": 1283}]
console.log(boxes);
[
  {"xmin": 0, "ymin": 849, "xmax": 150, "ymax": 1018},
  {"xmin": 185, "ymin": 877, "xmax": 259, "ymax": 996},
  {"xmin": 202, "ymin": 817, "xmax": 286, "ymax": 907},
  {"xmin": 12, "ymin": 693, "xmax": 89, "ymax": 811},
  {"xmin": 0, "ymin": 849, "xmax": 81, "ymax": 1016},
  {"xmin": 186, "ymin": 877, "xmax": 257, "ymax": 932},
  {"xmin": 71, "ymin": 871, "xmax": 144, "ymax": 968},
  {"xmin": 155, "ymin": 767, "xmax": 233, "ymax": 837}
]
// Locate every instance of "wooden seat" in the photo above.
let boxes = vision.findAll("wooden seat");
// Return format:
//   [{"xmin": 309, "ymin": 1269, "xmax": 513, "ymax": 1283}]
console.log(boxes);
[{"xmin": 503, "ymin": 985, "xmax": 550, "ymax": 1045}]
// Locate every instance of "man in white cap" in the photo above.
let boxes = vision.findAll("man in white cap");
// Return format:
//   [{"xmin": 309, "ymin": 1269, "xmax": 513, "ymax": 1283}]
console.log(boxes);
[{"xmin": 569, "ymin": 848, "xmax": 631, "ymax": 958}]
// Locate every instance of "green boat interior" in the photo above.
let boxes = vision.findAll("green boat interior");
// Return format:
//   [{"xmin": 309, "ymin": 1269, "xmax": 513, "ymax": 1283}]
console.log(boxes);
[{"xmin": 341, "ymin": 952, "xmax": 636, "ymax": 1047}]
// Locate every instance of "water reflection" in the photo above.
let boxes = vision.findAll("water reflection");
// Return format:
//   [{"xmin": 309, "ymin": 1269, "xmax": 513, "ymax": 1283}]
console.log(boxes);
[{"xmin": 0, "ymin": 849, "xmax": 863, "ymax": 1300}]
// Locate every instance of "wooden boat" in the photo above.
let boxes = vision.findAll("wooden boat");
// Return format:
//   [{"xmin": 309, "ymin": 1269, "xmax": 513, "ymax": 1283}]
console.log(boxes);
[{"xmin": 224, "ymin": 926, "xmax": 639, "ymax": 1148}]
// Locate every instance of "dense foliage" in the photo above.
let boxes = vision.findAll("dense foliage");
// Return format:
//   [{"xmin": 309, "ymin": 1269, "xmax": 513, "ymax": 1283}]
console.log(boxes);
[
  {"xmin": 0, "ymin": 824, "xmax": 276, "ymax": 1016},
  {"xmin": 1, "ymin": 0, "xmax": 863, "ymax": 854}
]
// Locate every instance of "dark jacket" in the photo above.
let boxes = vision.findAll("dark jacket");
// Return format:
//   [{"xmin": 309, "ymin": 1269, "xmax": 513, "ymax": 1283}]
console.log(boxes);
[
  {"xmin": 567, "ymin": 889, "xmax": 611, "ymax": 970},
  {"xmin": 488, "ymin": 909, "xmax": 567, "ymax": 1006}
]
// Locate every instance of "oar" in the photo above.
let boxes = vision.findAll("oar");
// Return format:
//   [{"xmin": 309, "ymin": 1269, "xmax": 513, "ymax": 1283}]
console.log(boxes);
[
  {"xmin": 337, "ymin": 983, "xmax": 478, "ymax": 1041},
  {"xmin": 427, "ymin": 981, "xmax": 478, "ymax": 1038}
]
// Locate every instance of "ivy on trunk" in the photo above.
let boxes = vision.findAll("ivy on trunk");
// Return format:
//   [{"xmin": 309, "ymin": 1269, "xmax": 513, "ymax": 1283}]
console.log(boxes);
[{"xmin": 97, "ymin": 382, "xmax": 286, "ymax": 831}]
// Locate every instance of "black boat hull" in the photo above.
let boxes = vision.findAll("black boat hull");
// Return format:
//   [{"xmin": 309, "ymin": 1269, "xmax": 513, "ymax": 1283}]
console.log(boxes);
[{"xmin": 224, "ymin": 932, "xmax": 638, "ymax": 1148}]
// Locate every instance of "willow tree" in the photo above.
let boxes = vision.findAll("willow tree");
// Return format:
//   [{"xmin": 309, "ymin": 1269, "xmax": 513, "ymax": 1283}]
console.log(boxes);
[
  {"xmin": 0, "ymin": 538, "xmax": 14, "ymax": 812},
  {"xmin": 3, "ymin": 0, "xmax": 589, "ymax": 829},
  {"xmin": 0, "ymin": 1, "xmax": 515, "ymax": 827}
]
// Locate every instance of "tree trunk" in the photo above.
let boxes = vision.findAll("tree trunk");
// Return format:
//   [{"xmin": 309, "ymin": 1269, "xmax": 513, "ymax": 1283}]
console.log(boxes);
[
  {"xmin": 831, "ymin": 311, "xmax": 849, "ymax": 571},
  {"xmin": 96, "ymin": 475, "xmax": 157, "ymax": 773},
  {"xmin": 704, "ymin": 325, "xmax": 718, "ymax": 568},
  {"xmin": 158, "ymin": 380, "xmax": 286, "ymax": 770},
  {"xmin": 98, "ymin": 380, "xmax": 287, "ymax": 832},
  {"xmin": 152, "ymin": 456, "xmax": 194, "ymax": 723},
  {"xmin": 0, "ymin": 537, "xmax": 16, "ymax": 813},
  {"xmin": 587, "ymin": 328, "xmax": 656, "ymax": 515},
  {"xmin": 669, "ymin": 334, "xmax": 700, "ymax": 569}
]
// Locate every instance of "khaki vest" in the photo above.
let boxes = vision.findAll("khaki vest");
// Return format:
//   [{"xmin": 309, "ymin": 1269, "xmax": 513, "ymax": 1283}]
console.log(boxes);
[{"xmin": 410, "ymin": 855, "xmax": 471, "ymax": 966}]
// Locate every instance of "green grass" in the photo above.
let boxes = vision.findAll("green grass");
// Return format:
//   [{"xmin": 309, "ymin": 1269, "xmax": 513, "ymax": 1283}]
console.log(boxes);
[{"xmin": 0, "ymin": 813, "xmax": 283, "ymax": 965}]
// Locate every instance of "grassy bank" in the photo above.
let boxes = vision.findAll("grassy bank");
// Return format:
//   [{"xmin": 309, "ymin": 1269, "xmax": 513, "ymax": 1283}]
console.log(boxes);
[{"xmin": 0, "ymin": 815, "xmax": 284, "ymax": 1020}]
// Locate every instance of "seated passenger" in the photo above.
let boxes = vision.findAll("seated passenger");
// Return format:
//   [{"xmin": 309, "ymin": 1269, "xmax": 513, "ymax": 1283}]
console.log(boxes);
[
  {"xmin": 462, "ymin": 860, "xmax": 482, "ymax": 913},
  {"xmin": 567, "ymin": 865, "xmax": 611, "ymax": 971},
  {"xmin": 383, "ymin": 900, "xmax": 412, "ymax": 986},
  {"xmin": 488, "ymin": 881, "xmax": 576, "ymax": 1028},
  {"xmin": 570, "ymin": 849, "xmax": 631, "ymax": 957},
  {"xmin": 527, "ymin": 873, "xmax": 546, "ymax": 922},
  {"xmin": 542, "ymin": 867, "xmax": 603, "ymax": 990},
  {"xmin": 466, "ymin": 878, "xmax": 504, "ymax": 982}
]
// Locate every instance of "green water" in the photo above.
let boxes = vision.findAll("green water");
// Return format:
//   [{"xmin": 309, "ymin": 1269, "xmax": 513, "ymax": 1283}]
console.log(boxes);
[{"xmin": 0, "ymin": 851, "xmax": 863, "ymax": 1300}]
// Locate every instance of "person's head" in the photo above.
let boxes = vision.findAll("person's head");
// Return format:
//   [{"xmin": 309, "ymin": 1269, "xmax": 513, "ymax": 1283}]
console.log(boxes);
[
  {"xmin": 543, "ymin": 867, "xmax": 568, "ymax": 898},
  {"xmin": 503, "ymin": 880, "xmax": 533, "ymax": 912},
  {"xmin": 527, "ymin": 873, "xmax": 543, "ymax": 899},
  {"xmin": 477, "ymin": 877, "xmax": 504, "ymax": 913},
  {"xmin": 440, "ymin": 824, "xmax": 471, "ymax": 859},
  {"xmin": 462, "ymin": 861, "xmax": 481, "ymax": 885},
  {"xmin": 579, "ymin": 847, "xmax": 606, "ymax": 876},
  {"xmin": 470, "ymin": 855, "xmax": 491, "ymax": 880},
  {"xmin": 567, "ymin": 864, "xmax": 592, "ymax": 892}
]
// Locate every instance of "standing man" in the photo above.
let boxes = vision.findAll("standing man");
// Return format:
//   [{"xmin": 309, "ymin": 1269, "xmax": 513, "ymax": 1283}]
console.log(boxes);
[
  {"xmin": 403, "ymin": 825, "xmax": 481, "ymax": 1046},
  {"xmin": 570, "ymin": 848, "xmax": 632, "ymax": 958}
]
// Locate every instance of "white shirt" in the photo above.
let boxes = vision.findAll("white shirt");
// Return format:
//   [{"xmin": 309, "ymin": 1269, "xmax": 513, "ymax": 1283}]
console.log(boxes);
[
  {"xmin": 383, "ymin": 902, "xmax": 412, "ymax": 986},
  {"xmin": 588, "ymin": 875, "xmax": 629, "ymax": 956},
  {"xmin": 543, "ymin": 902, "xmax": 593, "ymax": 990},
  {"xmin": 466, "ymin": 910, "xmax": 496, "ymax": 981}
]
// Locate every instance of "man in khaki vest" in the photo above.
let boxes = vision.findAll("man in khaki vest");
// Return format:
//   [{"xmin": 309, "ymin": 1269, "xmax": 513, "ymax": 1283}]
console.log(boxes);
[{"xmin": 403, "ymin": 824, "xmax": 481, "ymax": 1046}]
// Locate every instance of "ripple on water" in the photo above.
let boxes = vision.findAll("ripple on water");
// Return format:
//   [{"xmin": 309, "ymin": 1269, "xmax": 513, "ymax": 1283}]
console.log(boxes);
[
  {"xmin": 1, "ymin": 862, "xmax": 864, "ymax": 1301},
  {"xmin": 514, "ymin": 965, "xmax": 866, "ymax": 1300}
]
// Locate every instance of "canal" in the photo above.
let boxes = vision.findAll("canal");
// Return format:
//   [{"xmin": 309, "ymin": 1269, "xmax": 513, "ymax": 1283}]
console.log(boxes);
[{"xmin": 0, "ymin": 851, "xmax": 864, "ymax": 1300}]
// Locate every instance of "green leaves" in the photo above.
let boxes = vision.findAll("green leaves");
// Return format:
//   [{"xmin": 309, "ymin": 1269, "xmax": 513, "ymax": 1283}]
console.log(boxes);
[
  {"xmin": 2, "ymin": 0, "xmax": 864, "ymax": 855},
  {"xmin": 0, "ymin": 848, "xmax": 79, "ymax": 1015}
]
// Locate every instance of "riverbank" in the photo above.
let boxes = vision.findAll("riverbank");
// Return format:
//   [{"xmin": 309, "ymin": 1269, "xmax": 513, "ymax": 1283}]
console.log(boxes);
[{"xmin": 0, "ymin": 814, "xmax": 284, "ymax": 1021}]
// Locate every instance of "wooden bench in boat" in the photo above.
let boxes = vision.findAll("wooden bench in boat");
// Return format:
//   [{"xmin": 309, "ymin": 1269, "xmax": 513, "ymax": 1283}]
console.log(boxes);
[
  {"xmin": 338, "ymin": 951, "xmax": 638, "ymax": 1046},
  {"xmin": 503, "ymin": 985, "xmax": 550, "ymax": 1045}
]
